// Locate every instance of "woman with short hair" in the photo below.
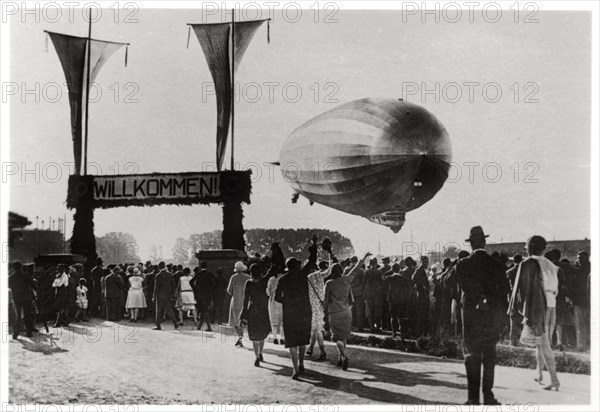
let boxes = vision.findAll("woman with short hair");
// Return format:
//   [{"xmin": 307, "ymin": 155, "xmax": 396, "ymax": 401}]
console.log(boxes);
[{"xmin": 509, "ymin": 235, "xmax": 560, "ymax": 391}]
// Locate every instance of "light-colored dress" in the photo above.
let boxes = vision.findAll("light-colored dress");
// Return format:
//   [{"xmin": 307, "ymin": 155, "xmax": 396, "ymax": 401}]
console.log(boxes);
[
  {"xmin": 126, "ymin": 275, "xmax": 147, "ymax": 309},
  {"xmin": 76, "ymin": 285, "xmax": 88, "ymax": 309},
  {"xmin": 228, "ymin": 272, "xmax": 250, "ymax": 327},
  {"xmin": 307, "ymin": 269, "xmax": 328, "ymax": 332},
  {"xmin": 267, "ymin": 275, "xmax": 283, "ymax": 326},
  {"xmin": 177, "ymin": 275, "xmax": 196, "ymax": 311}
]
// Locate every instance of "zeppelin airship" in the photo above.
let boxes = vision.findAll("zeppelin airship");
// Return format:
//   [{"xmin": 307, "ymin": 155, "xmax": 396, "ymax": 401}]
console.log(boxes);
[{"xmin": 279, "ymin": 97, "xmax": 452, "ymax": 233}]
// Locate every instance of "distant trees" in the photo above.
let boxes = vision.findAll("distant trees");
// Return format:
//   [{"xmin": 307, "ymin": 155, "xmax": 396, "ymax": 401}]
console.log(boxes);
[
  {"xmin": 96, "ymin": 232, "xmax": 141, "ymax": 264},
  {"xmin": 170, "ymin": 228, "xmax": 355, "ymax": 265}
]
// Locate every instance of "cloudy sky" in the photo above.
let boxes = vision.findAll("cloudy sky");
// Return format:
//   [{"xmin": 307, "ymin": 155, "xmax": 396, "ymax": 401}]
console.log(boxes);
[{"xmin": 8, "ymin": 7, "xmax": 591, "ymax": 259}]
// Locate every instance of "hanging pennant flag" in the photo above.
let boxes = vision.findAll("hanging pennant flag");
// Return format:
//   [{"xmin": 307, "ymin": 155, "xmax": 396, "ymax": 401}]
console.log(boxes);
[
  {"xmin": 189, "ymin": 19, "xmax": 269, "ymax": 171},
  {"xmin": 46, "ymin": 31, "xmax": 128, "ymax": 175}
]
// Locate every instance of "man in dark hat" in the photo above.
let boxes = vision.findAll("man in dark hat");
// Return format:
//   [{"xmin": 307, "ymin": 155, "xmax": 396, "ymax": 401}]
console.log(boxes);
[
  {"xmin": 153, "ymin": 262, "xmax": 179, "ymax": 330},
  {"xmin": 363, "ymin": 257, "xmax": 384, "ymax": 333},
  {"xmin": 191, "ymin": 261, "xmax": 217, "ymax": 331},
  {"xmin": 455, "ymin": 226, "xmax": 509, "ymax": 405}
]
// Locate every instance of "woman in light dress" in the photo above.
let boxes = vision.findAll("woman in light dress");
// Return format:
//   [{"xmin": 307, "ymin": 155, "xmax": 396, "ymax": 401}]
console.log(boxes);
[
  {"xmin": 228, "ymin": 262, "xmax": 250, "ymax": 347},
  {"xmin": 125, "ymin": 267, "xmax": 147, "ymax": 322},
  {"xmin": 176, "ymin": 267, "xmax": 197, "ymax": 325},
  {"xmin": 267, "ymin": 269, "xmax": 284, "ymax": 344}
]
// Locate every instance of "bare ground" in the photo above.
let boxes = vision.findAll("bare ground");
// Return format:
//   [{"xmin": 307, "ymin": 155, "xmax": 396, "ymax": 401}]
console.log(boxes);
[{"xmin": 8, "ymin": 319, "xmax": 591, "ymax": 405}]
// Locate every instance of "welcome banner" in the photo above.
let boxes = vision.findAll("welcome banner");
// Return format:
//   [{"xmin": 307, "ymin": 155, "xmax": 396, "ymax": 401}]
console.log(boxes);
[{"xmin": 67, "ymin": 171, "xmax": 252, "ymax": 209}]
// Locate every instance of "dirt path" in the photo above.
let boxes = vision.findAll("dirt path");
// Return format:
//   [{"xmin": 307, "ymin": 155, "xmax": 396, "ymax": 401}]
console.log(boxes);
[{"xmin": 8, "ymin": 319, "xmax": 591, "ymax": 405}]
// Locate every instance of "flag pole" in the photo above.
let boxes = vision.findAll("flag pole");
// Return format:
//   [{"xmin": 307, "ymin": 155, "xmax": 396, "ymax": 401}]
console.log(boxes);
[
  {"xmin": 83, "ymin": 8, "xmax": 92, "ymax": 175},
  {"xmin": 230, "ymin": 7, "xmax": 235, "ymax": 171}
]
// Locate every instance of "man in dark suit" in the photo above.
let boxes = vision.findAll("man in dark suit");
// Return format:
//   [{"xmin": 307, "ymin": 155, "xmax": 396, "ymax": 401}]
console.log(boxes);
[
  {"xmin": 363, "ymin": 258, "xmax": 383, "ymax": 333},
  {"xmin": 190, "ymin": 261, "xmax": 217, "ymax": 331},
  {"xmin": 105, "ymin": 267, "xmax": 126, "ymax": 321},
  {"xmin": 90, "ymin": 258, "xmax": 104, "ymax": 317},
  {"xmin": 412, "ymin": 256, "xmax": 430, "ymax": 337},
  {"xmin": 9, "ymin": 261, "xmax": 36, "ymax": 339},
  {"xmin": 153, "ymin": 261, "xmax": 179, "ymax": 330},
  {"xmin": 144, "ymin": 265, "xmax": 157, "ymax": 319},
  {"xmin": 455, "ymin": 226, "xmax": 509, "ymax": 405}
]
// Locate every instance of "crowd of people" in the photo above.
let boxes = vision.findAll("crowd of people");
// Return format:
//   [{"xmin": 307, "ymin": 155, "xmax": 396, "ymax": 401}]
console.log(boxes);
[{"xmin": 7, "ymin": 226, "xmax": 591, "ymax": 405}]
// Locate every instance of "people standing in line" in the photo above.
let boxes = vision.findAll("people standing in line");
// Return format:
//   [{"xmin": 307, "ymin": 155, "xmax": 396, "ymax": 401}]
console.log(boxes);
[
  {"xmin": 306, "ymin": 261, "xmax": 330, "ymax": 360},
  {"xmin": 125, "ymin": 267, "xmax": 147, "ymax": 322},
  {"xmin": 9, "ymin": 261, "xmax": 36, "ymax": 338},
  {"xmin": 506, "ymin": 254, "xmax": 523, "ymax": 346},
  {"xmin": 363, "ymin": 258, "xmax": 383, "ymax": 333},
  {"xmin": 570, "ymin": 251, "xmax": 590, "ymax": 350},
  {"xmin": 240, "ymin": 264, "xmax": 276, "ymax": 367},
  {"xmin": 90, "ymin": 257, "xmax": 104, "ymax": 317},
  {"xmin": 324, "ymin": 263, "xmax": 356, "ymax": 370},
  {"xmin": 509, "ymin": 236, "xmax": 560, "ymax": 391},
  {"xmin": 348, "ymin": 256, "xmax": 367, "ymax": 332},
  {"xmin": 75, "ymin": 278, "xmax": 89, "ymax": 322},
  {"xmin": 545, "ymin": 249, "xmax": 575, "ymax": 350},
  {"xmin": 386, "ymin": 263, "xmax": 413, "ymax": 340},
  {"xmin": 266, "ymin": 266, "xmax": 285, "ymax": 344},
  {"xmin": 412, "ymin": 256, "xmax": 431, "ymax": 337},
  {"xmin": 275, "ymin": 236, "xmax": 318, "ymax": 380},
  {"xmin": 175, "ymin": 267, "xmax": 197, "ymax": 326},
  {"xmin": 52, "ymin": 264, "xmax": 71, "ymax": 327},
  {"xmin": 455, "ymin": 226, "xmax": 508, "ymax": 406},
  {"xmin": 228, "ymin": 262, "xmax": 250, "ymax": 347},
  {"xmin": 153, "ymin": 262, "xmax": 179, "ymax": 331},
  {"xmin": 190, "ymin": 262, "xmax": 216, "ymax": 331}
]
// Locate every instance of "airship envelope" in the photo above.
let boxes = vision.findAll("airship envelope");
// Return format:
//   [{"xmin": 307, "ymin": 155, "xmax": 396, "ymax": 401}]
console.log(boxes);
[{"xmin": 280, "ymin": 97, "xmax": 452, "ymax": 233}]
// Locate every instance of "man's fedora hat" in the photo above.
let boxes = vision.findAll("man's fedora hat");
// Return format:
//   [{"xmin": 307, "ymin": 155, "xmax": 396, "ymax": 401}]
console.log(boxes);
[{"xmin": 466, "ymin": 226, "xmax": 490, "ymax": 242}]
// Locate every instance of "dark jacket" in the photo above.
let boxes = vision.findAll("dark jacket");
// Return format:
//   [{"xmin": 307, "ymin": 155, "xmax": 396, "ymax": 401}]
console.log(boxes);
[
  {"xmin": 387, "ymin": 273, "xmax": 412, "ymax": 304},
  {"xmin": 349, "ymin": 267, "xmax": 365, "ymax": 296},
  {"xmin": 508, "ymin": 258, "xmax": 547, "ymax": 336},
  {"xmin": 9, "ymin": 268, "xmax": 35, "ymax": 303},
  {"xmin": 412, "ymin": 265, "xmax": 430, "ymax": 304},
  {"xmin": 105, "ymin": 273, "xmax": 126, "ymax": 299},
  {"xmin": 154, "ymin": 269, "xmax": 175, "ymax": 301},
  {"xmin": 456, "ymin": 249, "xmax": 509, "ymax": 312},
  {"xmin": 363, "ymin": 267, "xmax": 383, "ymax": 298},
  {"xmin": 190, "ymin": 269, "xmax": 217, "ymax": 298},
  {"xmin": 569, "ymin": 261, "xmax": 590, "ymax": 308}
]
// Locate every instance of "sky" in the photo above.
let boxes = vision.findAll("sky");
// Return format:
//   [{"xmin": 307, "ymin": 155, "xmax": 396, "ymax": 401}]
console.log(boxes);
[{"xmin": 7, "ymin": 7, "xmax": 592, "ymax": 260}]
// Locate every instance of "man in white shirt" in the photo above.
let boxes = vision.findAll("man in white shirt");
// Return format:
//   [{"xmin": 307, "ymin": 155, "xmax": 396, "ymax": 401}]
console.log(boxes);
[{"xmin": 52, "ymin": 264, "xmax": 71, "ymax": 327}]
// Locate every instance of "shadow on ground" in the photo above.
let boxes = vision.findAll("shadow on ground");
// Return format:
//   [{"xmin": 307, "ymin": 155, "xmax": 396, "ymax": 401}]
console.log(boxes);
[{"xmin": 261, "ymin": 346, "xmax": 466, "ymax": 404}]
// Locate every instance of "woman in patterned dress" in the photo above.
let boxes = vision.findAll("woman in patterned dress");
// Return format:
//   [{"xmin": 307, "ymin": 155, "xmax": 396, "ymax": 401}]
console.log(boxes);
[
  {"xmin": 306, "ymin": 261, "xmax": 331, "ymax": 360},
  {"xmin": 267, "ymin": 269, "xmax": 285, "ymax": 344}
]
